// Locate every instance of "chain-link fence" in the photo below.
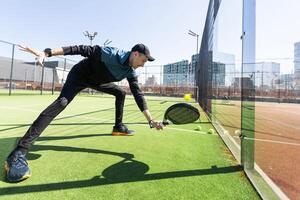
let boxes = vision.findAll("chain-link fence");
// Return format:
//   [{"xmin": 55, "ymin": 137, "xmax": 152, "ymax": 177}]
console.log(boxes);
[
  {"xmin": 0, "ymin": 40, "xmax": 76, "ymax": 95},
  {"xmin": 0, "ymin": 40, "xmax": 197, "ymax": 98}
]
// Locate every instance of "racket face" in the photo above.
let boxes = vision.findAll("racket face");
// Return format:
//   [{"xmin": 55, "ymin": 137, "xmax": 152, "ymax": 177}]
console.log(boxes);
[{"xmin": 164, "ymin": 103, "xmax": 200, "ymax": 124}]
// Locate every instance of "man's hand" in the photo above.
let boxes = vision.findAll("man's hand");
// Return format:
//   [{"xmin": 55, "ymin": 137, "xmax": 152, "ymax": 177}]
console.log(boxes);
[
  {"xmin": 149, "ymin": 120, "xmax": 164, "ymax": 130},
  {"xmin": 18, "ymin": 45, "xmax": 46, "ymax": 66}
]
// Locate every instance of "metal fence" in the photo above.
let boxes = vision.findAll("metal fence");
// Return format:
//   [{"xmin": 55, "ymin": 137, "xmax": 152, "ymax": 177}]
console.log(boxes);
[
  {"xmin": 0, "ymin": 40, "xmax": 76, "ymax": 95},
  {"xmin": 197, "ymin": 0, "xmax": 300, "ymax": 199},
  {"xmin": 0, "ymin": 40, "xmax": 197, "ymax": 98}
]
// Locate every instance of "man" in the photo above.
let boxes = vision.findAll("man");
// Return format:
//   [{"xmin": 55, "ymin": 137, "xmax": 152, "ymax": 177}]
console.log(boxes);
[{"xmin": 5, "ymin": 43, "xmax": 164, "ymax": 182}]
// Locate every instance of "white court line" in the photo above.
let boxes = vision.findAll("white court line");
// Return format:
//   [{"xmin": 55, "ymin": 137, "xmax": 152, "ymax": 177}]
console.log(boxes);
[
  {"xmin": 0, "ymin": 105, "xmax": 112, "ymax": 121},
  {"xmin": 164, "ymin": 127, "xmax": 217, "ymax": 136},
  {"xmin": 0, "ymin": 104, "xmax": 44, "ymax": 109},
  {"xmin": 2, "ymin": 104, "xmax": 299, "ymax": 143},
  {"xmin": 270, "ymin": 108, "xmax": 300, "ymax": 116},
  {"xmin": 255, "ymin": 114, "xmax": 300, "ymax": 131},
  {"xmin": 233, "ymin": 104, "xmax": 300, "ymax": 130},
  {"xmin": 0, "ymin": 106, "xmax": 40, "ymax": 113},
  {"xmin": 234, "ymin": 136, "xmax": 300, "ymax": 147},
  {"xmin": 0, "ymin": 105, "xmax": 215, "ymax": 136}
]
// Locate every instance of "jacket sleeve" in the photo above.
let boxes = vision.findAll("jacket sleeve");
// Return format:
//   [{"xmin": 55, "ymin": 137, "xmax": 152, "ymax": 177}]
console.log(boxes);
[
  {"xmin": 127, "ymin": 77, "xmax": 148, "ymax": 112},
  {"xmin": 62, "ymin": 45, "xmax": 101, "ymax": 58}
]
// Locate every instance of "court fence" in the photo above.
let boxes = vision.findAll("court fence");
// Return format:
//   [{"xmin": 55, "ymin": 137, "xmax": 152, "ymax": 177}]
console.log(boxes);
[{"xmin": 197, "ymin": 0, "xmax": 300, "ymax": 199}]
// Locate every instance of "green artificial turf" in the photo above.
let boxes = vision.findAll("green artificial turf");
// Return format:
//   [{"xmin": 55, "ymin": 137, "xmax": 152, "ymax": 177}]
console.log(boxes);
[{"xmin": 0, "ymin": 94, "xmax": 260, "ymax": 200}]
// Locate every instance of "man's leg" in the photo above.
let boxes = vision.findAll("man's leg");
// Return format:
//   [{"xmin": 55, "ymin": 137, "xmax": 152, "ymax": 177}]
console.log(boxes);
[
  {"xmin": 95, "ymin": 83, "xmax": 134, "ymax": 136},
  {"xmin": 96, "ymin": 83, "xmax": 126, "ymax": 126},
  {"xmin": 17, "ymin": 74, "xmax": 85, "ymax": 151},
  {"xmin": 5, "ymin": 66, "xmax": 86, "ymax": 182}
]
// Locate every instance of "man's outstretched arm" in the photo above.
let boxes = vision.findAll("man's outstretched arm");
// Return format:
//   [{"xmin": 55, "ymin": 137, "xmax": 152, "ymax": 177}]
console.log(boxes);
[
  {"xmin": 19, "ymin": 45, "xmax": 64, "ymax": 66},
  {"xmin": 127, "ymin": 77, "xmax": 163, "ymax": 130},
  {"xmin": 142, "ymin": 109, "xmax": 163, "ymax": 130},
  {"xmin": 19, "ymin": 45, "xmax": 100, "ymax": 66}
]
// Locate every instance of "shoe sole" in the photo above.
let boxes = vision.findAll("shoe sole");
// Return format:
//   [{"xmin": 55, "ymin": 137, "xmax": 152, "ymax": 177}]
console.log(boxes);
[
  {"xmin": 4, "ymin": 161, "xmax": 31, "ymax": 182},
  {"xmin": 112, "ymin": 132, "xmax": 134, "ymax": 136}
]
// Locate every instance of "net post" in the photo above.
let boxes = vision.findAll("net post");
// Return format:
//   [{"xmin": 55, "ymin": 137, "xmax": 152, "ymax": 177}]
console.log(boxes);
[{"xmin": 240, "ymin": 0, "xmax": 256, "ymax": 170}]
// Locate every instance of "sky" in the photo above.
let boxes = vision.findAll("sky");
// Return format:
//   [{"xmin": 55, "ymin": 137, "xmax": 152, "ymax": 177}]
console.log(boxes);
[
  {"xmin": 0, "ymin": 0, "xmax": 209, "ymax": 65},
  {"xmin": 215, "ymin": 0, "xmax": 300, "ymax": 74},
  {"xmin": 1, "ymin": 0, "xmax": 300, "ymax": 74}
]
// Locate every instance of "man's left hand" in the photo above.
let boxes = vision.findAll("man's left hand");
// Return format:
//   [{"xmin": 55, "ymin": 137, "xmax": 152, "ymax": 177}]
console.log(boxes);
[{"xmin": 149, "ymin": 120, "xmax": 164, "ymax": 130}]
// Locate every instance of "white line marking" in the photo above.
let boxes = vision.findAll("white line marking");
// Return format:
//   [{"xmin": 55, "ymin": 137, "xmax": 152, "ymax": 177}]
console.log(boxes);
[
  {"xmin": 234, "ymin": 136, "xmax": 300, "ymax": 147},
  {"xmin": 0, "ymin": 105, "xmax": 216, "ymax": 136}
]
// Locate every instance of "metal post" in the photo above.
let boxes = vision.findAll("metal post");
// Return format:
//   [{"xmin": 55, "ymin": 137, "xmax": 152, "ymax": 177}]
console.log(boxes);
[
  {"xmin": 83, "ymin": 31, "xmax": 97, "ymax": 95},
  {"xmin": 160, "ymin": 65, "xmax": 162, "ymax": 94},
  {"xmin": 8, "ymin": 44, "xmax": 15, "ymax": 96},
  {"xmin": 52, "ymin": 68, "xmax": 55, "ymax": 95},
  {"xmin": 25, "ymin": 69, "xmax": 28, "ymax": 90},
  {"xmin": 188, "ymin": 30, "xmax": 199, "ymax": 54},
  {"xmin": 40, "ymin": 65, "xmax": 45, "ymax": 95},
  {"xmin": 278, "ymin": 81, "xmax": 281, "ymax": 103},
  {"xmin": 62, "ymin": 58, "xmax": 66, "ymax": 84},
  {"xmin": 145, "ymin": 66, "xmax": 147, "ymax": 86},
  {"xmin": 261, "ymin": 70, "xmax": 263, "ymax": 91},
  {"xmin": 83, "ymin": 31, "xmax": 97, "ymax": 46},
  {"xmin": 196, "ymin": 35, "xmax": 199, "ymax": 54},
  {"xmin": 241, "ymin": 0, "xmax": 256, "ymax": 170}
]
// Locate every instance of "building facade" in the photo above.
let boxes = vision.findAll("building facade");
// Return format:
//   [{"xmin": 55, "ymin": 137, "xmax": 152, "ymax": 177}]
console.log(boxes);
[
  {"xmin": 255, "ymin": 62, "xmax": 280, "ymax": 89},
  {"xmin": 163, "ymin": 60, "xmax": 189, "ymax": 86},
  {"xmin": 294, "ymin": 42, "xmax": 300, "ymax": 87}
]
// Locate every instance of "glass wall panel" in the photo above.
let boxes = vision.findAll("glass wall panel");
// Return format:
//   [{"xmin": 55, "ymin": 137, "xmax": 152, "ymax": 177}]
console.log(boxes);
[
  {"xmin": 212, "ymin": 0, "xmax": 243, "ymax": 145},
  {"xmin": 256, "ymin": 1, "xmax": 300, "ymax": 199}
]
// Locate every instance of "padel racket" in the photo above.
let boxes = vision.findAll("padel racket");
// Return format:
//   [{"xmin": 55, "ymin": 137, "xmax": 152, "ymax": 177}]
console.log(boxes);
[{"xmin": 162, "ymin": 103, "xmax": 200, "ymax": 125}]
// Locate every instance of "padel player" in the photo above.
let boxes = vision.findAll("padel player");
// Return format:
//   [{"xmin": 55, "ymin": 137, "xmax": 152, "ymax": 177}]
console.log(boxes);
[{"xmin": 5, "ymin": 43, "xmax": 164, "ymax": 182}]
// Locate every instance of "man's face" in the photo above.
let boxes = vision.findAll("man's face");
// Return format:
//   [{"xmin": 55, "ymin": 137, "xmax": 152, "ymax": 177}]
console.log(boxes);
[{"xmin": 131, "ymin": 52, "xmax": 148, "ymax": 69}]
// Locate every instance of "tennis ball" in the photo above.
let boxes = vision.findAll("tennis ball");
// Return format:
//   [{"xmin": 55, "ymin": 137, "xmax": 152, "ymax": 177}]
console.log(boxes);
[
  {"xmin": 208, "ymin": 128, "xmax": 215, "ymax": 134},
  {"xmin": 183, "ymin": 93, "xmax": 191, "ymax": 101},
  {"xmin": 195, "ymin": 125, "xmax": 202, "ymax": 131},
  {"xmin": 234, "ymin": 129, "xmax": 241, "ymax": 135}
]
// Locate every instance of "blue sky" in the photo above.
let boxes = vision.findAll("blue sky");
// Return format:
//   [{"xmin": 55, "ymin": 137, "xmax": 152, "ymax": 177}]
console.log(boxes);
[
  {"xmin": 215, "ymin": 0, "xmax": 300, "ymax": 74},
  {"xmin": 0, "ymin": 0, "xmax": 209, "ymax": 65},
  {"xmin": 1, "ymin": 0, "xmax": 300, "ymax": 74}
]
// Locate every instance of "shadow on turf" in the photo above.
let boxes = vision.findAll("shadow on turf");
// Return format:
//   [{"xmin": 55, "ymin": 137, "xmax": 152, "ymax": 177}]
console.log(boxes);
[
  {"xmin": 0, "ymin": 121, "xmax": 208, "ymax": 133},
  {"xmin": 0, "ymin": 137, "xmax": 243, "ymax": 195},
  {"xmin": 0, "ymin": 122, "xmax": 148, "ymax": 132},
  {"xmin": 0, "ymin": 164, "xmax": 243, "ymax": 196},
  {"xmin": 35, "ymin": 133, "xmax": 113, "ymax": 142},
  {"xmin": 28, "ymin": 144, "xmax": 135, "ymax": 160}
]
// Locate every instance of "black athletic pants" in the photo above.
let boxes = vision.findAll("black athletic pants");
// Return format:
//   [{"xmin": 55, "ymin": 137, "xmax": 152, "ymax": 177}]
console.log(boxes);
[{"xmin": 16, "ymin": 64, "xmax": 126, "ymax": 151}]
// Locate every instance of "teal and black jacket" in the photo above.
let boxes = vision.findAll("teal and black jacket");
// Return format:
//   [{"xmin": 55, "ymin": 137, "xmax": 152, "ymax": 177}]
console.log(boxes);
[{"xmin": 62, "ymin": 45, "xmax": 147, "ymax": 111}]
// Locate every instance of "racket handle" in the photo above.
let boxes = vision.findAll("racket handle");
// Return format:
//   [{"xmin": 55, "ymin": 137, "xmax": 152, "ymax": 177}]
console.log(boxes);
[
  {"xmin": 149, "ymin": 120, "xmax": 155, "ymax": 128},
  {"xmin": 162, "ymin": 121, "xmax": 170, "ymax": 126},
  {"xmin": 149, "ymin": 120, "xmax": 169, "ymax": 128}
]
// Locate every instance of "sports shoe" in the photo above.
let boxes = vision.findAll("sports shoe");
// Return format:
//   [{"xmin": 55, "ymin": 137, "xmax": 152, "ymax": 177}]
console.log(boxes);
[
  {"xmin": 4, "ymin": 150, "xmax": 31, "ymax": 182},
  {"xmin": 112, "ymin": 123, "xmax": 135, "ymax": 136}
]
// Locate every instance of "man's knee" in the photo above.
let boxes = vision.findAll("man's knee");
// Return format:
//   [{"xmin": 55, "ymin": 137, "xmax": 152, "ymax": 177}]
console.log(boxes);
[
  {"xmin": 58, "ymin": 97, "xmax": 68, "ymax": 107},
  {"xmin": 42, "ymin": 97, "xmax": 69, "ymax": 117},
  {"xmin": 116, "ymin": 90, "xmax": 126, "ymax": 99}
]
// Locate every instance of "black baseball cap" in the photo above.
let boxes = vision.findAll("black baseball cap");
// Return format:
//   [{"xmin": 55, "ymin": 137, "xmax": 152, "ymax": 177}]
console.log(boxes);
[{"xmin": 131, "ymin": 43, "xmax": 155, "ymax": 61}]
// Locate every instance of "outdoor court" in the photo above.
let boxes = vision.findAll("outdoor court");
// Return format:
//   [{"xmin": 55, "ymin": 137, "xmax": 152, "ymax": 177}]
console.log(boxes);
[
  {"xmin": 0, "ymin": 93, "xmax": 259, "ymax": 200},
  {"xmin": 213, "ymin": 100, "xmax": 300, "ymax": 199}
]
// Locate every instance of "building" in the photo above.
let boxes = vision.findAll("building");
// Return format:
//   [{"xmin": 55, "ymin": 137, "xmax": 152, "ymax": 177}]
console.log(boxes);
[
  {"xmin": 145, "ymin": 75, "xmax": 157, "ymax": 86},
  {"xmin": 0, "ymin": 56, "xmax": 73, "ymax": 88},
  {"xmin": 278, "ymin": 74, "xmax": 294, "ymax": 90},
  {"xmin": 213, "ymin": 52, "xmax": 235, "ymax": 86},
  {"xmin": 163, "ymin": 60, "xmax": 189, "ymax": 86},
  {"xmin": 212, "ymin": 62, "xmax": 225, "ymax": 86},
  {"xmin": 189, "ymin": 54, "xmax": 200, "ymax": 86},
  {"xmin": 255, "ymin": 62, "xmax": 280, "ymax": 89},
  {"xmin": 294, "ymin": 42, "xmax": 300, "ymax": 86}
]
